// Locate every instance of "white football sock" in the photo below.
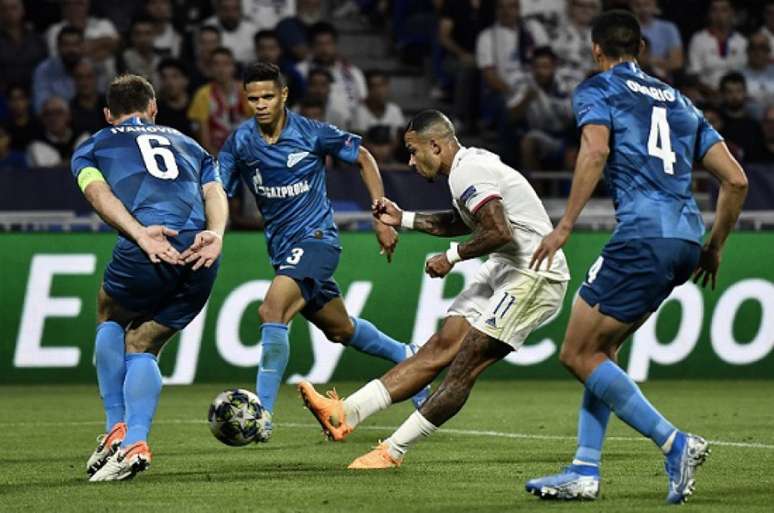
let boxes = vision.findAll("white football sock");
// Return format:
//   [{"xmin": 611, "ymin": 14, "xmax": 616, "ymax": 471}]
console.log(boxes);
[
  {"xmin": 385, "ymin": 411, "xmax": 437, "ymax": 460},
  {"xmin": 343, "ymin": 379, "xmax": 391, "ymax": 428}
]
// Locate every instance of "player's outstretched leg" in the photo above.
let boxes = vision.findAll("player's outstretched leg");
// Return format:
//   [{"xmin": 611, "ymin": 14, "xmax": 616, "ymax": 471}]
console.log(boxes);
[
  {"xmin": 346, "ymin": 317, "xmax": 430, "ymax": 408},
  {"xmin": 349, "ymin": 329, "xmax": 510, "ymax": 469},
  {"xmin": 298, "ymin": 317, "xmax": 469, "ymax": 441},
  {"xmin": 255, "ymin": 322, "xmax": 290, "ymax": 441}
]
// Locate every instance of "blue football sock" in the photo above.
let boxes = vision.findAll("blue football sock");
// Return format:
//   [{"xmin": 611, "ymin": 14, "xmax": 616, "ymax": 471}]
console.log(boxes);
[
  {"xmin": 256, "ymin": 323, "xmax": 290, "ymax": 413},
  {"xmin": 348, "ymin": 317, "xmax": 406, "ymax": 363},
  {"xmin": 573, "ymin": 388, "xmax": 612, "ymax": 467},
  {"xmin": 122, "ymin": 353, "xmax": 163, "ymax": 447},
  {"xmin": 586, "ymin": 359, "xmax": 676, "ymax": 448},
  {"xmin": 95, "ymin": 321, "xmax": 126, "ymax": 432}
]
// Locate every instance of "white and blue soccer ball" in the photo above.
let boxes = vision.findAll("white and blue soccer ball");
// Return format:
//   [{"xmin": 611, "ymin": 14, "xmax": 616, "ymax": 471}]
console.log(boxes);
[{"xmin": 208, "ymin": 388, "xmax": 267, "ymax": 446}]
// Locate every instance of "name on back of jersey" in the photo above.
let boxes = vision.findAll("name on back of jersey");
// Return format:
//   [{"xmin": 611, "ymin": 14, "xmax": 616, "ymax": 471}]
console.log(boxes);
[
  {"xmin": 109, "ymin": 125, "xmax": 180, "ymax": 135},
  {"xmin": 625, "ymin": 80, "xmax": 676, "ymax": 103}
]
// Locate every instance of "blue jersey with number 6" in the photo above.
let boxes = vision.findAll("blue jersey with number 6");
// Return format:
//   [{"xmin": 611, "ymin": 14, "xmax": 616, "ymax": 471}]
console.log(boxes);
[
  {"xmin": 573, "ymin": 62, "xmax": 722, "ymax": 244},
  {"xmin": 70, "ymin": 116, "xmax": 220, "ymax": 232}
]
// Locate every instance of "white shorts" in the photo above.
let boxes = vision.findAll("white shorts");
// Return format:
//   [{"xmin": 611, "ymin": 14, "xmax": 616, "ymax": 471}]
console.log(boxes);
[{"xmin": 447, "ymin": 259, "xmax": 567, "ymax": 350}]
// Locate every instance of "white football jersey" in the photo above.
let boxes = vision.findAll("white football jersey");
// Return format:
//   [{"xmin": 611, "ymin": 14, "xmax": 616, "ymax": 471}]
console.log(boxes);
[{"xmin": 447, "ymin": 146, "xmax": 571, "ymax": 282}]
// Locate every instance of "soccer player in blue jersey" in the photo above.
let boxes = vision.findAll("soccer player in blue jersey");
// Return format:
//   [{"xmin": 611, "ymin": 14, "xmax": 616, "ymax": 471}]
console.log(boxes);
[
  {"xmin": 524, "ymin": 11, "xmax": 748, "ymax": 504},
  {"xmin": 71, "ymin": 74, "xmax": 229, "ymax": 481},
  {"xmin": 218, "ymin": 62, "xmax": 429, "ymax": 440}
]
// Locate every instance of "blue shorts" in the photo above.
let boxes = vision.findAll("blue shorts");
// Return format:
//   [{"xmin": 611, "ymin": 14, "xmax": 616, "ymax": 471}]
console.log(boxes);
[
  {"xmin": 103, "ymin": 230, "xmax": 219, "ymax": 330},
  {"xmin": 579, "ymin": 237, "xmax": 701, "ymax": 323},
  {"xmin": 274, "ymin": 238, "xmax": 342, "ymax": 316}
]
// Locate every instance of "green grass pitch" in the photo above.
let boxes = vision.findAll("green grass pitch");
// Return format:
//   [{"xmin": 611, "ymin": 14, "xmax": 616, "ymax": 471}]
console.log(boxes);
[{"xmin": 1, "ymin": 381, "xmax": 772, "ymax": 513}]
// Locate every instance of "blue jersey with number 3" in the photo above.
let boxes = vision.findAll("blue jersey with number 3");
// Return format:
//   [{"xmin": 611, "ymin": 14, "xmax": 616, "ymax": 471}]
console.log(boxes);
[
  {"xmin": 70, "ymin": 117, "xmax": 220, "ymax": 232},
  {"xmin": 218, "ymin": 110, "xmax": 361, "ymax": 266},
  {"xmin": 573, "ymin": 62, "xmax": 722, "ymax": 243}
]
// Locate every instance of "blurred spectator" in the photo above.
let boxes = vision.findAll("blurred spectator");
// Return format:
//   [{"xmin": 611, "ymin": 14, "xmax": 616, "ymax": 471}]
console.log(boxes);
[
  {"xmin": 26, "ymin": 96, "xmax": 87, "ymax": 167},
  {"xmin": 742, "ymin": 33, "xmax": 774, "ymax": 112},
  {"xmin": 254, "ymin": 30, "xmax": 305, "ymax": 106},
  {"xmin": 276, "ymin": 0, "xmax": 326, "ymax": 63},
  {"xmin": 551, "ymin": 0, "xmax": 600, "ymax": 85},
  {"xmin": 297, "ymin": 96, "xmax": 325, "ymax": 120},
  {"xmin": 146, "ymin": 0, "xmax": 182, "ymax": 58},
  {"xmin": 390, "ymin": 0, "xmax": 437, "ymax": 66},
  {"xmin": 511, "ymin": 47, "xmax": 574, "ymax": 172},
  {"xmin": 120, "ymin": 17, "xmax": 162, "ymax": 88},
  {"xmin": 477, "ymin": 0, "xmax": 548, "ymax": 99},
  {"xmin": 297, "ymin": 22, "xmax": 367, "ymax": 123},
  {"xmin": 519, "ymin": 0, "xmax": 566, "ymax": 39},
  {"xmin": 0, "ymin": 0, "xmax": 48, "ymax": 91},
  {"xmin": 675, "ymin": 73, "xmax": 705, "ymax": 106},
  {"xmin": 688, "ymin": 0, "xmax": 747, "ymax": 92},
  {"xmin": 754, "ymin": 105, "xmax": 774, "ymax": 162},
  {"xmin": 437, "ymin": 0, "xmax": 495, "ymax": 131},
  {"xmin": 2, "ymin": 85, "xmax": 42, "ymax": 152},
  {"xmin": 45, "ymin": 0, "xmax": 119, "ymax": 88},
  {"xmin": 631, "ymin": 0, "xmax": 683, "ymax": 81},
  {"xmin": 0, "ymin": 124, "xmax": 27, "ymax": 171},
  {"xmin": 477, "ymin": 0, "xmax": 548, "ymax": 166},
  {"xmin": 203, "ymin": 0, "xmax": 259, "ymax": 65},
  {"xmin": 32, "ymin": 26, "xmax": 84, "ymax": 113},
  {"xmin": 351, "ymin": 70, "xmax": 405, "ymax": 142},
  {"xmin": 156, "ymin": 59, "xmax": 193, "ymax": 136},
  {"xmin": 169, "ymin": 0, "xmax": 213, "ymax": 30},
  {"xmin": 188, "ymin": 47, "xmax": 251, "ymax": 154},
  {"xmin": 719, "ymin": 72, "xmax": 766, "ymax": 162},
  {"xmin": 302, "ymin": 67, "xmax": 350, "ymax": 128},
  {"xmin": 188, "ymin": 26, "xmax": 222, "ymax": 91},
  {"xmin": 92, "ymin": 0, "xmax": 144, "ymax": 34},
  {"xmin": 363, "ymin": 125, "xmax": 398, "ymax": 167},
  {"xmin": 243, "ymin": 0, "xmax": 296, "ymax": 29},
  {"xmin": 70, "ymin": 59, "xmax": 104, "ymax": 136},
  {"xmin": 759, "ymin": 1, "xmax": 774, "ymax": 56}
]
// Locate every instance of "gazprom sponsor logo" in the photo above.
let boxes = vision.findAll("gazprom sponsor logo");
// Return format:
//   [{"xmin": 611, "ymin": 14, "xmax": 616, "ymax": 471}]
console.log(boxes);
[{"xmin": 257, "ymin": 180, "xmax": 311, "ymax": 199}]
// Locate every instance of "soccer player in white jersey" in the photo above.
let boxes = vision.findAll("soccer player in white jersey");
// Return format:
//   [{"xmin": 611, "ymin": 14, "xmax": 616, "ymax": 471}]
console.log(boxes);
[{"xmin": 298, "ymin": 109, "xmax": 570, "ymax": 468}]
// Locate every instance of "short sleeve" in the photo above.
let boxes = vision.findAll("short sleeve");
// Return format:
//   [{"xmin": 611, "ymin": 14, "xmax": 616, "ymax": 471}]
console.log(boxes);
[
  {"xmin": 449, "ymin": 161, "xmax": 503, "ymax": 215},
  {"xmin": 188, "ymin": 87, "xmax": 210, "ymax": 124},
  {"xmin": 315, "ymin": 122, "xmax": 361, "ymax": 163},
  {"xmin": 200, "ymin": 151, "xmax": 221, "ymax": 186},
  {"xmin": 572, "ymin": 79, "xmax": 612, "ymax": 128},
  {"xmin": 476, "ymin": 30, "xmax": 493, "ymax": 68},
  {"xmin": 217, "ymin": 134, "xmax": 242, "ymax": 198},
  {"xmin": 70, "ymin": 137, "xmax": 97, "ymax": 178},
  {"xmin": 690, "ymin": 103, "xmax": 723, "ymax": 159},
  {"xmin": 665, "ymin": 22, "xmax": 683, "ymax": 50}
]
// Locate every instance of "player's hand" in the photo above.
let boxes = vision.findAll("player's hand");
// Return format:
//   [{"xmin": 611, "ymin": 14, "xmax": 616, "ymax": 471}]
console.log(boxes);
[
  {"xmin": 530, "ymin": 225, "xmax": 570, "ymax": 271},
  {"xmin": 137, "ymin": 225, "xmax": 182, "ymax": 265},
  {"xmin": 374, "ymin": 221, "xmax": 398, "ymax": 263},
  {"xmin": 692, "ymin": 245, "xmax": 720, "ymax": 290},
  {"xmin": 372, "ymin": 196, "xmax": 403, "ymax": 227},
  {"xmin": 425, "ymin": 253, "xmax": 453, "ymax": 278},
  {"xmin": 181, "ymin": 230, "xmax": 223, "ymax": 270}
]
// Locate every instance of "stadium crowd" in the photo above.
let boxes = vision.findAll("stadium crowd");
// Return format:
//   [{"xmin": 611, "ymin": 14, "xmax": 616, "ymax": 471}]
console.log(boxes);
[{"xmin": 1, "ymin": 0, "xmax": 773, "ymax": 186}]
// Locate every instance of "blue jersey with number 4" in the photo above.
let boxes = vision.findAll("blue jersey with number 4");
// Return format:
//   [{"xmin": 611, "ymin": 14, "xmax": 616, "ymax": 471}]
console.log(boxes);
[
  {"xmin": 71, "ymin": 117, "xmax": 220, "ymax": 232},
  {"xmin": 573, "ymin": 62, "xmax": 722, "ymax": 243},
  {"xmin": 218, "ymin": 110, "xmax": 361, "ymax": 266}
]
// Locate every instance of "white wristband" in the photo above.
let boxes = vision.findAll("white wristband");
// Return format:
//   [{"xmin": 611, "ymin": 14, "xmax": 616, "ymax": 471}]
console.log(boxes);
[
  {"xmin": 401, "ymin": 211, "xmax": 416, "ymax": 230},
  {"xmin": 446, "ymin": 242, "xmax": 462, "ymax": 264}
]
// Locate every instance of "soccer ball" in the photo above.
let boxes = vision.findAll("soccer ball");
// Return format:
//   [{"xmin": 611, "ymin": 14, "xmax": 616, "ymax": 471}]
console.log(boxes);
[{"xmin": 208, "ymin": 388, "xmax": 266, "ymax": 446}]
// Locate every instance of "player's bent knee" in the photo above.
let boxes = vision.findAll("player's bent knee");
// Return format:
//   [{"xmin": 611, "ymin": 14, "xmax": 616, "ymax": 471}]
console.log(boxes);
[{"xmin": 323, "ymin": 322, "xmax": 355, "ymax": 345}]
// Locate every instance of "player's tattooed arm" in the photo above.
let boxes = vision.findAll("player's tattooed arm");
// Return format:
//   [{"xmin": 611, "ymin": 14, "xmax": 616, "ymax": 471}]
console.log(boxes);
[
  {"xmin": 414, "ymin": 210, "xmax": 471, "ymax": 237},
  {"xmin": 456, "ymin": 200, "xmax": 512, "ymax": 259}
]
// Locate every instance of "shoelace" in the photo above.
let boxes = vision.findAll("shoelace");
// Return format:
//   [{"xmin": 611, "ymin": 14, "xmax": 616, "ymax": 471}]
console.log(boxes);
[{"xmin": 325, "ymin": 388, "xmax": 342, "ymax": 401}]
